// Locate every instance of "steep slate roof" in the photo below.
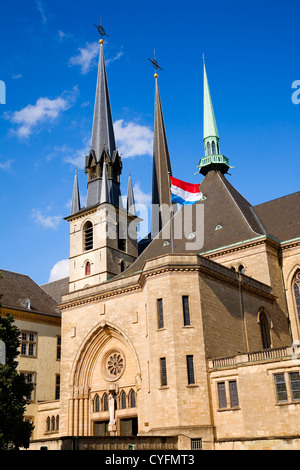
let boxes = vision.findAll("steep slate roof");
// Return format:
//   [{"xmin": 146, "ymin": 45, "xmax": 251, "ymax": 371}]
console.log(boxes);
[
  {"xmin": 40, "ymin": 277, "xmax": 69, "ymax": 304},
  {"xmin": 254, "ymin": 191, "xmax": 300, "ymax": 242},
  {"xmin": 0, "ymin": 270, "xmax": 61, "ymax": 317},
  {"xmin": 124, "ymin": 170, "xmax": 268, "ymax": 275}
]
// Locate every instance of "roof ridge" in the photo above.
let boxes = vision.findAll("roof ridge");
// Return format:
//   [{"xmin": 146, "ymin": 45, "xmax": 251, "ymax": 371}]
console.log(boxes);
[{"xmin": 216, "ymin": 172, "xmax": 267, "ymax": 236}]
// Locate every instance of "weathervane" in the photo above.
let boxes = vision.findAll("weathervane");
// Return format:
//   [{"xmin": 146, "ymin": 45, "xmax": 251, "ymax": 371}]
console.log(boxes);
[
  {"xmin": 148, "ymin": 50, "xmax": 163, "ymax": 78},
  {"xmin": 94, "ymin": 18, "xmax": 109, "ymax": 43}
]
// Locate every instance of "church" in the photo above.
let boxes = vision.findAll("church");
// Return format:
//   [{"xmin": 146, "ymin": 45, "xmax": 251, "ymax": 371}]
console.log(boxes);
[{"xmin": 24, "ymin": 33, "xmax": 300, "ymax": 450}]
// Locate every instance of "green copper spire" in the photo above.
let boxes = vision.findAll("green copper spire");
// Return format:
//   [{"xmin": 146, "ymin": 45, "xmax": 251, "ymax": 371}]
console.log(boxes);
[
  {"xmin": 203, "ymin": 59, "xmax": 219, "ymax": 143},
  {"xmin": 197, "ymin": 57, "xmax": 232, "ymax": 176}
]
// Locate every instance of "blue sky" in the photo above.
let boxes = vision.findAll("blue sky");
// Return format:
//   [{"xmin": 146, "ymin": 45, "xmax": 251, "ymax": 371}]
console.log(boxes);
[{"xmin": 0, "ymin": 0, "xmax": 299, "ymax": 285}]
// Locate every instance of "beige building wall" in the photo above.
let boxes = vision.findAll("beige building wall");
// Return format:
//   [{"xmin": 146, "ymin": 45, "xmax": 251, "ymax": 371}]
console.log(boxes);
[{"xmin": 1, "ymin": 308, "xmax": 61, "ymax": 441}]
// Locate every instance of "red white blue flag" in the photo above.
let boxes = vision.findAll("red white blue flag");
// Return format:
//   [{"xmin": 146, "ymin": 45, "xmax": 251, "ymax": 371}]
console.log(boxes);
[{"xmin": 170, "ymin": 176, "xmax": 203, "ymax": 205}]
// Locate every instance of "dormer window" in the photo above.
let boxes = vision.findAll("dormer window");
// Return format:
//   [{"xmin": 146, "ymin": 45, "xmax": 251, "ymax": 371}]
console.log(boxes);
[{"xmin": 25, "ymin": 299, "xmax": 31, "ymax": 309}]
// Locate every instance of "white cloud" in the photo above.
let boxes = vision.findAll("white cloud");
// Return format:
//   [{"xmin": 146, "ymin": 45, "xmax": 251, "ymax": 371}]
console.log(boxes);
[
  {"xmin": 36, "ymin": 0, "xmax": 47, "ymax": 24},
  {"xmin": 31, "ymin": 209, "xmax": 62, "ymax": 229},
  {"xmin": 48, "ymin": 259, "xmax": 69, "ymax": 282},
  {"xmin": 133, "ymin": 182, "xmax": 151, "ymax": 206},
  {"xmin": 69, "ymin": 42, "xmax": 99, "ymax": 75},
  {"xmin": 12, "ymin": 73, "xmax": 22, "ymax": 80},
  {"xmin": 7, "ymin": 87, "xmax": 78, "ymax": 138},
  {"xmin": 106, "ymin": 51, "xmax": 124, "ymax": 66},
  {"xmin": 114, "ymin": 119, "xmax": 153, "ymax": 158},
  {"xmin": 0, "ymin": 159, "xmax": 13, "ymax": 171},
  {"xmin": 58, "ymin": 30, "xmax": 72, "ymax": 41}
]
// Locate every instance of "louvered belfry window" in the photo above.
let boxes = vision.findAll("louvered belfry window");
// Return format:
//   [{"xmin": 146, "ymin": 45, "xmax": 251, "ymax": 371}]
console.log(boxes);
[{"xmin": 84, "ymin": 221, "xmax": 93, "ymax": 251}]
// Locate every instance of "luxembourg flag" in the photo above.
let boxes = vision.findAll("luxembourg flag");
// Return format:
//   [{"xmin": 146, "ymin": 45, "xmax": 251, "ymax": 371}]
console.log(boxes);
[{"xmin": 170, "ymin": 176, "xmax": 203, "ymax": 205}]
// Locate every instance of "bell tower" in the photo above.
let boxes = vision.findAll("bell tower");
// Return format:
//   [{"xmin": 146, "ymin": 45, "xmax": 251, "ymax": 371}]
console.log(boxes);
[{"xmin": 65, "ymin": 30, "xmax": 139, "ymax": 292}]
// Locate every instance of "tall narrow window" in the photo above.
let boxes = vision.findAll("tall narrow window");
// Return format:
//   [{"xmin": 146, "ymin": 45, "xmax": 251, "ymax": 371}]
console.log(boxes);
[
  {"xmin": 293, "ymin": 271, "xmax": 300, "ymax": 326},
  {"xmin": 56, "ymin": 336, "xmax": 61, "ymax": 360},
  {"xmin": 217, "ymin": 382, "xmax": 227, "ymax": 408},
  {"xmin": 289, "ymin": 372, "xmax": 300, "ymax": 401},
  {"xmin": 211, "ymin": 141, "xmax": 216, "ymax": 154},
  {"xmin": 207, "ymin": 142, "xmax": 211, "ymax": 155},
  {"xmin": 160, "ymin": 357, "xmax": 167, "ymax": 387},
  {"xmin": 259, "ymin": 311, "xmax": 271, "ymax": 349},
  {"xmin": 229, "ymin": 380, "xmax": 239, "ymax": 407},
  {"xmin": 182, "ymin": 296, "xmax": 190, "ymax": 326},
  {"xmin": 94, "ymin": 394, "xmax": 100, "ymax": 412},
  {"xmin": 157, "ymin": 298, "xmax": 164, "ymax": 329},
  {"xmin": 85, "ymin": 261, "xmax": 91, "ymax": 276},
  {"xmin": 129, "ymin": 389, "xmax": 136, "ymax": 408},
  {"xmin": 186, "ymin": 355, "xmax": 195, "ymax": 384},
  {"xmin": 103, "ymin": 393, "xmax": 108, "ymax": 412},
  {"xmin": 84, "ymin": 221, "xmax": 93, "ymax": 251},
  {"xmin": 55, "ymin": 374, "xmax": 60, "ymax": 400},
  {"xmin": 120, "ymin": 391, "xmax": 126, "ymax": 409}
]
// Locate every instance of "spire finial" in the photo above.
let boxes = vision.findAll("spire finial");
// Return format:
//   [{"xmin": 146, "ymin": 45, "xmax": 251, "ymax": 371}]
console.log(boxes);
[
  {"xmin": 93, "ymin": 18, "xmax": 109, "ymax": 44},
  {"xmin": 148, "ymin": 50, "xmax": 163, "ymax": 78}
]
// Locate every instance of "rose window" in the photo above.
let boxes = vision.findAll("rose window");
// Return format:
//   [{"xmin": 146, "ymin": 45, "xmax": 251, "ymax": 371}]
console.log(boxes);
[
  {"xmin": 102, "ymin": 349, "xmax": 126, "ymax": 381},
  {"xmin": 107, "ymin": 353, "xmax": 124, "ymax": 376}
]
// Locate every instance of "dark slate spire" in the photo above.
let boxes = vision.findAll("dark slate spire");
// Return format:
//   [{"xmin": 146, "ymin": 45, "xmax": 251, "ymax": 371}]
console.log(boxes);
[
  {"xmin": 85, "ymin": 37, "xmax": 122, "ymax": 209},
  {"xmin": 70, "ymin": 168, "xmax": 81, "ymax": 215},
  {"xmin": 91, "ymin": 39, "xmax": 116, "ymax": 161},
  {"xmin": 151, "ymin": 73, "xmax": 173, "ymax": 238},
  {"xmin": 127, "ymin": 169, "xmax": 136, "ymax": 216}
]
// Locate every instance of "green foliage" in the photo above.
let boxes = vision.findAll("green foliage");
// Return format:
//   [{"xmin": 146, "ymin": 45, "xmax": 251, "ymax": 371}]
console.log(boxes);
[{"xmin": 0, "ymin": 273, "xmax": 34, "ymax": 450}]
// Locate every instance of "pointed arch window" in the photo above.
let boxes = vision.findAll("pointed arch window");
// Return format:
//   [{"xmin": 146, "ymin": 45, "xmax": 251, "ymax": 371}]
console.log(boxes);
[
  {"xmin": 103, "ymin": 393, "xmax": 108, "ymax": 412},
  {"xmin": 120, "ymin": 390, "xmax": 127, "ymax": 409},
  {"xmin": 94, "ymin": 394, "xmax": 100, "ymax": 412},
  {"xmin": 207, "ymin": 142, "xmax": 211, "ymax": 155},
  {"xmin": 129, "ymin": 389, "xmax": 136, "ymax": 408},
  {"xmin": 259, "ymin": 310, "xmax": 271, "ymax": 349},
  {"xmin": 211, "ymin": 141, "xmax": 216, "ymax": 155},
  {"xmin": 85, "ymin": 261, "xmax": 91, "ymax": 276},
  {"xmin": 293, "ymin": 271, "xmax": 300, "ymax": 326},
  {"xmin": 84, "ymin": 221, "xmax": 93, "ymax": 251}
]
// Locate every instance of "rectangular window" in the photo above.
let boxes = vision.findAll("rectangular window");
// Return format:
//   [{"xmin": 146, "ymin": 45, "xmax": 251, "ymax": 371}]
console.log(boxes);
[
  {"xmin": 56, "ymin": 336, "xmax": 61, "ymax": 360},
  {"xmin": 21, "ymin": 331, "xmax": 37, "ymax": 357},
  {"xmin": 160, "ymin": 357, "xmax": 167, "ymax": 387},
  {"xmin": 274, "ymin": 373, "xmax": 288, "ymax": 402},
  {"xmin": 186, "ymin": 355, "xmax": 195, "ymax": 384},
  {"xmin": 229, "ymin": 380, "xmax": 239, "ymax": 407},
  {"xmin": 289, "ymin": 372, "xmax": 300, "ymax": 401},
  {"xmin": 55, "ymin": 374, "xmax": 60, "ymax": 400},
  {"xmin": 21, "ymin": 372, "xmax": 36, "ymax": 402},
  {"xmin": 157, "ymin": 299, "xmax": 164, "ymax": 329},
  {"xmin": 191, "ymin": 439, "xmax": 202, "ymax": 450},
  {"xmin": 182, "ymin": 296, "xmax": 190, "ymax": 326},
  {"xmin": 217, "ymin": 382, "xmax": 227, "ymax": 409}
]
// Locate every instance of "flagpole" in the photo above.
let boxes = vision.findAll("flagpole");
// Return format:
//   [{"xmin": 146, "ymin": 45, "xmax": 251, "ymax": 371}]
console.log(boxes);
[{"xmin": 168, "ymin": 172, "xmax": 174, "ymax": 254}]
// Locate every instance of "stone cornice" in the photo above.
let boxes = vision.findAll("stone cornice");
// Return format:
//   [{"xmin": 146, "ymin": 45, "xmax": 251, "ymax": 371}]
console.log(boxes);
[
  {"xmin": 1, "ymin": 307, "xmax": 61, "ymax": 326},
  {"xmin": 60, "ymin": 253, "xmax": 275, "ymax": 310},
  {"xmin": 281, "ymin": 238, "xmax": 300, "ymax": 251},
  {"xmin": 200, "ymin": 235, "xmax": 280, "ymax": 260}
]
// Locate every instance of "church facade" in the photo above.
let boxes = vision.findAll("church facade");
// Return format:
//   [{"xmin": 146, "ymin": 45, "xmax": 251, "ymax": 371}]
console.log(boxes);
[{"xmin": 31, "ymin": 36, "xmax": 300, "ymax": 450}]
